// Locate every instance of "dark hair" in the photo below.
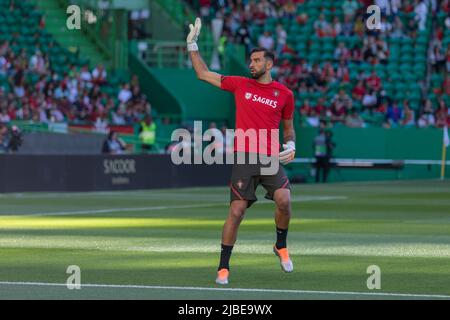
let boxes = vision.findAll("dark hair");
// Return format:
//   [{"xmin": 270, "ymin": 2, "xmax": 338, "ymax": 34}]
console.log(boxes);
[
  {"xmin": 249, "ymin": 47, "xmax": 275, "ymax": 62},
  {"xmin": 108, "ymin": 130, "xmax": 117, "ymax": 140}
]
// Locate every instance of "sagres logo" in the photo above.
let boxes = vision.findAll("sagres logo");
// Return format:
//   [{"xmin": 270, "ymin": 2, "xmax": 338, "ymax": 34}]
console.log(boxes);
[{"xmin": 245, "ymin": 93, "xmax": 253, "ymax": 100}]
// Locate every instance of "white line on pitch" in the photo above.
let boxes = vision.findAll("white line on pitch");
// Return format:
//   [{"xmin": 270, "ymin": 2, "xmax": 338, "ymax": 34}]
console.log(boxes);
[
  {"xmin": 6, "ymin": 196, "xmax": 347, "ymax": 217},
  {"xmin": 0, "ymin": 281, "xmax": 448, "ymax": 299},
  {"xmin": 27, "ymin": 204, "xmax": 223, "ymax": 217}
]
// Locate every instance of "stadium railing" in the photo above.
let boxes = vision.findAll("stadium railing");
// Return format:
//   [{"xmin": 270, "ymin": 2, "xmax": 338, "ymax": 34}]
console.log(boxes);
[{"xmin": 131, "ymin": 39, "xmax": 216, "ymax": 69}]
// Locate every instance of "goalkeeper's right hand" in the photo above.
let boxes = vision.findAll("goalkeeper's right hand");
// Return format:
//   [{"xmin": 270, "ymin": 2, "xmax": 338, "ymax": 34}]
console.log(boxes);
[{"xmin": 187, "ymin": 17, "xmax": 202, "ymax": 52}]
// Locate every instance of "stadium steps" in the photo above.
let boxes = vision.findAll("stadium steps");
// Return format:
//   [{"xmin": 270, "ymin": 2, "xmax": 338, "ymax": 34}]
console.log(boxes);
[{"xmin": 33, "ymin": 0, "xmax": 110, "ymax": 68}]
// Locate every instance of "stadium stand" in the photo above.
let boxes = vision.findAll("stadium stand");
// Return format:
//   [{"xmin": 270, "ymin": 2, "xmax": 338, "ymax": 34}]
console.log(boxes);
[
  {"xmin": 0, "ymin": 0, "xmax": 155, "ymax": 133},
  {"xmin": 0, "ymin": 0, "xmax": 449, "ymax": 156}
]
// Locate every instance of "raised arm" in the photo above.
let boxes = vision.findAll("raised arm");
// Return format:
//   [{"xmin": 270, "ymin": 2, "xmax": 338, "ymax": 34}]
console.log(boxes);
[
  {"xmin": 187, "ymin": 18, "xmax": 222, "ymax": 88},
  {"xmin": 189, "ymin": 51, "xmax": 222, "ymax": 88}
]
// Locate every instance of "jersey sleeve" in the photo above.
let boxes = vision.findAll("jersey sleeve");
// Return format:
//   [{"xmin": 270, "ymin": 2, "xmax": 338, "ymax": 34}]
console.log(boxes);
[
  {"xmin": 282, "ymin": 91, "xmax": 295, "ymax": 120},
  {"xmin": 220, "ymin": 76, "xmax": 247, "ymax": 93}
]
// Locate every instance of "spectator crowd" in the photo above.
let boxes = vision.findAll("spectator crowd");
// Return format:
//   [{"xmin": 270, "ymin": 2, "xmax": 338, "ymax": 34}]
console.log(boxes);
[
  {"xmin": 1, "ymin": 0, "xmax": 449, "ymax": 132},
  {"xmin": 0, "ymin": 40, "xmax": 153, "ymax": 132},
  {"xmin": 188, "ymin": 0, "xmax": 449, "ymax": 129}
]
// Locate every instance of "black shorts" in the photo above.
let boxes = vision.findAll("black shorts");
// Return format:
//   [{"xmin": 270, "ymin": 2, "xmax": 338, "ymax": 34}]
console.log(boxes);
[{"xmin": 229, "ymin": 154, "xmax": 291, "ymax": 208}]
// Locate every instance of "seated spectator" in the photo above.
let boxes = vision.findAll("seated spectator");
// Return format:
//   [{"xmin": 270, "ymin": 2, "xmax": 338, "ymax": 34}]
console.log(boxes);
[
  {"xmin": 379, "ymin": 16, "xmax": 393, "ymax": 34},
  {"xmin": 366, "ymin": 71, "xmax": 382, "ymax": 92},
  {"xmin": 353, "ymin": 14, "xmax": 365, "ymax": 36},
  {"xmin": 430, "ymin": 44, "xmax": 446, "ymax": 73},
  {"xmin": 92, "ymin": 64, "xmax": 107, "ymax": 85},
  {"xmin": 322, "ymin": 62, "xmax": 337, "ymax": 83},
  {"xmin": 341, "ymin": 14, "xmax": 354, "ymax": 36},
  {"xmin": 336, "ymin": 60, "xmax": 350, "ymax": 82},
  {"xmin": 276, "ymin": 24, "xmax": 288, "ymax": 56},
  {"xmin": 253, "ymin": 2, "xmax": 267, "ymax": 26},
  {"xmin": 332, "ymin": 89, "xmax": 352, "ymax": 110},
  {"xmin": 299, "ymin": 99, "xmax": 313, "ymax": 116},
  {"xmin": 80, "ymin": 65, "xmax": 92, "ymax": 85},
  {"xmin": 363, "ymin": 36, "xmax": 377, "ymax": 61},
  {"xmin": 334, "ymin": 42, "xmax": 351, "ymax": 61},
  {"xmin": 387, "ymin": 101, "xmax": 403, "ymax": 124},
  {"xmin": 0, "ymin": 108, "xmax": 11, "ymax": 123},
  {"xmin": 345, "ymin": 108, "xmax": 366, "ymax": 128},
  {"xmin": 414, "ymin": 0, "xmax": 428, "ymax": 31},
  {"xmin": 444, "ymin": 75, "xmax": 450, "ymax": 96},
  {"xmin": 391, "ymin": 16, "xmax": 406, "ymax": 38},
  {"xmin": 102, "ymin": 130, "xmax": 126, "ymax": 155},
  {"xmin": 400, "ymin": 101, "xmax": 416, "ymax": 127},
  {"xmin": 375, "ymin": 38, "xmax": 389, "ymax": 64},
  {"xmin": 331, "ymin": 103, "xmax": 347, "ymax": 123},
  {"xmin": 282, "ymin": 0, "xmax": 297, "ymax": 20},
  {"xmin": 315, "ymin": 98, "xmax": 328, "ymax": 116},
  {"xmin": 417, "ymin": 100, "xmax": 436, "ymax": 128},
  {"xmin": 50, "ymin": 106, "xmax": 65, "ymax": 122},
  {"xmin": 306, "ymin": 108, "xmax": 320, "ymax": 127},
  {"xmin": 199, "ymin": 0, "xmax": 211, "ymax": 21},
  {"xmin": 376, "ymin": 0, "xmax": 391, "ymax": 15},
  {"xmin": 435, "ymin": 100, "xmax": 449, "ymax": 128},
  {"xmin": 351, "ymin": 44, "xmax": 363, "ymax": 62},
  {"xmin": 342, "ymin": 0, "xmax": 359, "ymax": 19},
  {"xmin": 94, "ymin": 113, "xmax": 109, "ymax": 134},
  {"xmin": 296, "ymin": 13, "xmax": 309, "ymax": 25},
  {"xmin": 331, "ymin": 16, "xmax": 342, "ymax": 37},
  {"xmin": 111, "ymin": 107, "xmax": 126, "ymax": 125},
  {"xmin": 118, "ymin": 83, "xmax": 133, "ymax": 104},
  {"xmin": 362, "ymin": 89, "xmax": 378, "ymax": 111},
  {"xmin": 352, "ymin": 80, "xmax": 366, "ymax": 101},
  {"xmin": 314, "ymin": 14, "xmax": 331, "ymax": 37},
  {"xmin": 258, "ymin": 31, "xmax": 274, "ymax": 51},
  {"xmin": 29, "ymin": 50, "xmax": 46, "ymax": 74}
]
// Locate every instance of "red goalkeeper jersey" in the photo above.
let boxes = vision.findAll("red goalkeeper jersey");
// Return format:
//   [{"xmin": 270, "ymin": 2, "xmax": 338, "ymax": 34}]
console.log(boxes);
[{"xmin": 221, "ymin": 76, "xmax": 295, "ymax": 155}]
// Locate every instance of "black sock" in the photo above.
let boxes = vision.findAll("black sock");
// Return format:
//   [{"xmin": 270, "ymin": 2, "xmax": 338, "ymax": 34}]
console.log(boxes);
[
  {"xmin": 276, "ymin": 228, "xmax": 288, "ymax": 249},
  {"xmin": 218, "ymin": 244, "xmax": 233, "ymax": 271}
]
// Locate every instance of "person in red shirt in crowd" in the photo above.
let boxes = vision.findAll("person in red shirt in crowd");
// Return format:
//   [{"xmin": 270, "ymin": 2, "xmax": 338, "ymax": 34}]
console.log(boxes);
[
  {"xmin": 322, "ymin": 62, "xmax": 336, "ymax": 83},
  {"xmin": 199, "ymin": 0, "xmax": 211, "ymax": 20},
  {"xmin": 444, "ymin": 75, "xmax": 450, "ymax": 96},
  {"xmin": 366, "ymin": 71, "xmax": 382, "ymax": 92},
  {"xmin": 352, "ymin": 80, "xmax": 366, "ymax": 101},
  {"xmin": 187, "ymin": 18, "xmax": 296, "ymax": 285},
  {"xmin": 299, "ymin": 99, "xmax": 312, "ymax": 116},
  {"xmin": 315, "ymin": 97, "xmax": 328, "ymax": 116},
  {"xmin": 435, "ymin": 99, "xmax": 449, "ymax": 128}
]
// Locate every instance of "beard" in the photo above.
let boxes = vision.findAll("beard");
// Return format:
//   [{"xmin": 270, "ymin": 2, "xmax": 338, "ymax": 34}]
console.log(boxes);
[{"xmin": 250, "ymin": 68, "xmax": 267, "ymax": 80}]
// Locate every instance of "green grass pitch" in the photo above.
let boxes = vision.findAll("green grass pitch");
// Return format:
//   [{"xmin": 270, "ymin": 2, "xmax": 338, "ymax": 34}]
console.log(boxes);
[{"xmin": 0, "ymin": 180, "xmax": 449, "ymax": 300}]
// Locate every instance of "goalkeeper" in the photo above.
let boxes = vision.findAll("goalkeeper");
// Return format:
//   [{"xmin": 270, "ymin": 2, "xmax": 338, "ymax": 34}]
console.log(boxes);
[{"xmin": 187, "ymin": 18, "xmax": 297, "ymax": 285}]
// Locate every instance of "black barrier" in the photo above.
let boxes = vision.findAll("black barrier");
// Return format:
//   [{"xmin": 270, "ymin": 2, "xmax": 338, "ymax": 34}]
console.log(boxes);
[{"xmin": 0, "ymin": 155, "xmax": 232, "ymax": 193}]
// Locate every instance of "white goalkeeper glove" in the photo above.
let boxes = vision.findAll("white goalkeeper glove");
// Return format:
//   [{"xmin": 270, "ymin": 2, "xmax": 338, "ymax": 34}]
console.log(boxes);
[
  {"xmin": 187, "ymin": 17, "xmax": 202, "ymax": 52},
  {"xmin": 279, "ymin": 141, "xmax": 296, "ymax": 165}
]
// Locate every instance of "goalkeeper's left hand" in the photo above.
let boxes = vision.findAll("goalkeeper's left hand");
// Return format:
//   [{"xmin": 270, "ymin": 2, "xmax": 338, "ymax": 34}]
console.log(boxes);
[{"xmin": 279, "ymin": 141, "xmax": 296, "ymax": 165}]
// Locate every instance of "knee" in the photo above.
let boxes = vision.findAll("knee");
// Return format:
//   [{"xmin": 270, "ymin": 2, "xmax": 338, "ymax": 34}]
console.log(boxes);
[
  {"xmin": 276, "ymin": 197, "xmax": 291, "ymax": 215},
  {"xmin": 229, "ymin": 206, "xmax": 246, "ymax": 223}
]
